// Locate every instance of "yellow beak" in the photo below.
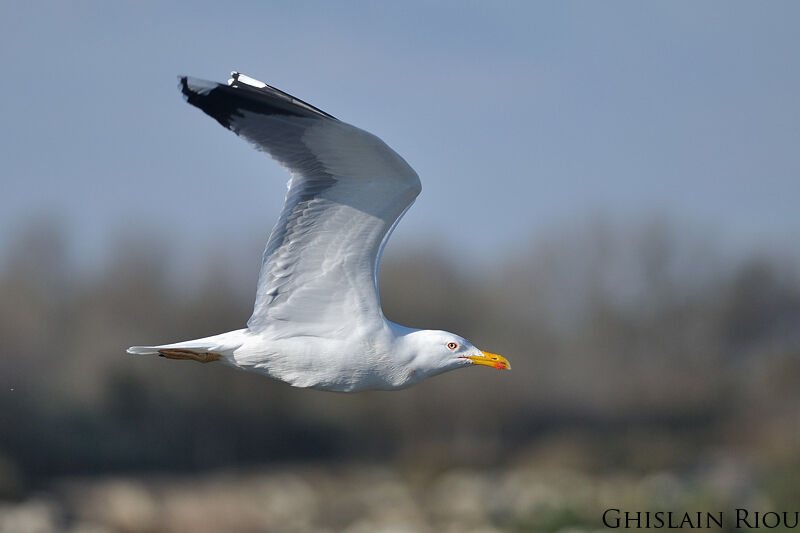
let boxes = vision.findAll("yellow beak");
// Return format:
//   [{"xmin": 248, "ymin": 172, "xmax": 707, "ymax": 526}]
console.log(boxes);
[{"xmin": 464, "ymin": 351, "xmax": 511, "ymax": 370}]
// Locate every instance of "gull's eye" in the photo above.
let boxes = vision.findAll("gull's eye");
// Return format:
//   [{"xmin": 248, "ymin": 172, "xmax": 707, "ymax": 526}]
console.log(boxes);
[{"xmin": 447, "ymin": 342, "xmax": 458, "ymax": 350}]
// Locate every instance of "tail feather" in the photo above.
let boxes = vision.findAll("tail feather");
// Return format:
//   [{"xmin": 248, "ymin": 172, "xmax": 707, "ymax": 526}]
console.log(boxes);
[
  {"xmin": 126, "ymin": 346, "xmax": 160, "ymax": 355},
  {"xmin": 126, "ymin": 329, "xmax": 247, "ymax": 358}
]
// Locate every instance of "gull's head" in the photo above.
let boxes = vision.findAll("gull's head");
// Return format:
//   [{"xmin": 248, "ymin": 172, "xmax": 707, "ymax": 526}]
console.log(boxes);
[{"xmin": 405, "ymin": 329, "xmax": 510, "ymax": 376}]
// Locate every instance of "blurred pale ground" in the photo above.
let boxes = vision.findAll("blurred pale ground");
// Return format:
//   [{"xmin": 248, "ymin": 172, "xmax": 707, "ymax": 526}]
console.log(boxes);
[
  {"xmin": 2, "ymin": 1, "xmax": 800, "ymax": 532},
  {"xmin": 1, "ymin": 216, "xmax": 799, "ymax": 532}
]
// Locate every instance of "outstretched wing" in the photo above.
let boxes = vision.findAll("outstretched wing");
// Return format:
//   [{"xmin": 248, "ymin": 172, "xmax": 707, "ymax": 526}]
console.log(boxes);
[{"xmin": 180, "ymin": 73, "xmax": 421, "ymax": 335}]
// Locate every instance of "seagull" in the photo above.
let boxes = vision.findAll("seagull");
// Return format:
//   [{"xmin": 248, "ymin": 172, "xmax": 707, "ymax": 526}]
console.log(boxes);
[{"xmin": 127, "ymin": 72, "xmax": 510, "ymax": 392}]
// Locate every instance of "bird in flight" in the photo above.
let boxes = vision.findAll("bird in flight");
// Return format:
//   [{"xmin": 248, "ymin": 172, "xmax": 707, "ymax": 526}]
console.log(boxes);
[{"xmin": 127, "ymin": 72, "xmax": 509, "ymax": 392}]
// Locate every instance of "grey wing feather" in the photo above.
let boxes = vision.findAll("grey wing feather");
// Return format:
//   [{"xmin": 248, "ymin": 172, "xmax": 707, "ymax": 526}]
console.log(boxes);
[{"xmin": 180, "ymin": 75, "xmax": 421, "ymax": 334}]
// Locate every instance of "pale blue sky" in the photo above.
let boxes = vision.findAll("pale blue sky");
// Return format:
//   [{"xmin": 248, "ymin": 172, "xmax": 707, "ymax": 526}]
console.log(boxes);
[{"xmin": 1, "ymin": 1, "xmax": 798, "ymax": 273}]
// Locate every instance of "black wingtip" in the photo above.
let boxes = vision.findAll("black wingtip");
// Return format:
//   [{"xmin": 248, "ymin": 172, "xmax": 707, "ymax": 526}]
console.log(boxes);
[
  {"xmin": 177, "ymin": 73, "xmax": 337, "ymax": 130},
  {"xmin": 178, "ymin": 76, "xmax": 240, "ymax": 129},
  {"xmin": 178, "ymin": 76, "xmax": 191, "ymax": 101}
]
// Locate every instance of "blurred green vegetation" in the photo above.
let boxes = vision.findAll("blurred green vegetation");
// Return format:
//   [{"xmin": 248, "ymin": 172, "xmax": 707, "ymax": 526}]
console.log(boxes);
[{"xmin": 1, "ymin": 215, "xmax": 799, "ymax": 531}]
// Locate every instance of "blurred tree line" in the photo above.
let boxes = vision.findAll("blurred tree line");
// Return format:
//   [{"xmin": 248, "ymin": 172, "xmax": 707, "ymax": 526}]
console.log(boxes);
[{"xmin": 1, "ymin": 215, "xmax": 799, "ymax": 498}]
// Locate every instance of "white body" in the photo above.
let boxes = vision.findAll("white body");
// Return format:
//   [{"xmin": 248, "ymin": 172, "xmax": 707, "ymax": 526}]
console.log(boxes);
[{"xmin": 142, "ymin": 323, "xmax": 471, "ymax": 392}]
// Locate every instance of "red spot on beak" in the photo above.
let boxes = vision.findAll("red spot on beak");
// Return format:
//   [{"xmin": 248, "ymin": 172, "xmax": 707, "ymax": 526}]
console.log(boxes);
[{"xmin": 494, "ymin": 362, "xmax": 505, "ymax": 369}]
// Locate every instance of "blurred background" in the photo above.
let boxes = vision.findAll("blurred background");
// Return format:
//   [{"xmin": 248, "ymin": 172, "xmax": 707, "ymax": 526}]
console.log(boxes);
[{"xmin": 2, "ymin": 2, "xmax": 800, "ymax": 532}]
